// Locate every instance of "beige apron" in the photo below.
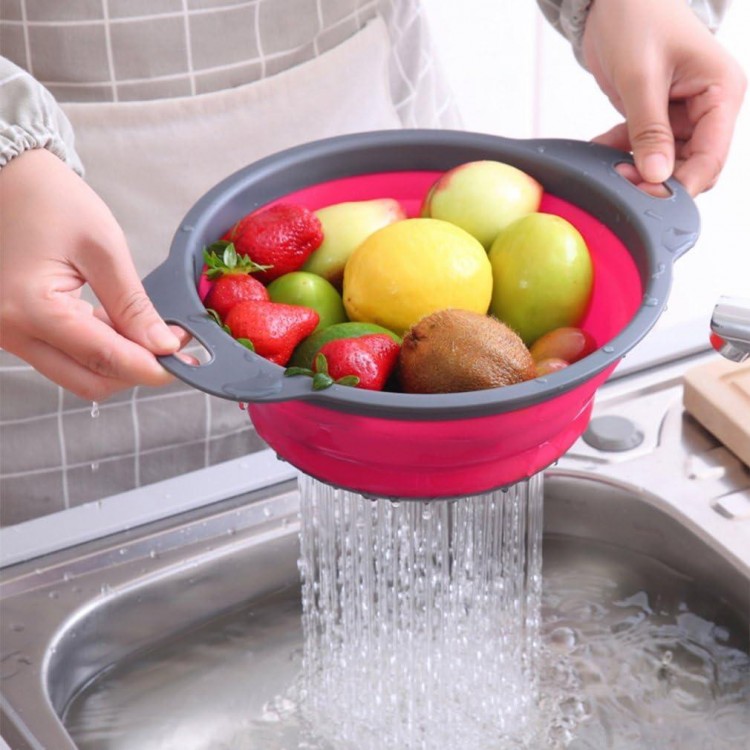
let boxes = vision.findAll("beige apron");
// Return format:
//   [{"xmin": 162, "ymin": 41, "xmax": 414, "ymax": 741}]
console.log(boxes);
[
  {"xmin": 0, "ymin": 21, "xmax": 405, "ymax": 522},
  {"xmin": 62, "ymin": 19, "xmax": 402, "ymax": 278}
]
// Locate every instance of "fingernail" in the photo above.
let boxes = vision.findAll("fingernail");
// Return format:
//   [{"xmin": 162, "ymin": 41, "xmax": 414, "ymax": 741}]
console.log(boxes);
[
  {"xmin": 641, "ymin": 153, "xmax": 671, "ymax": 183},
  {"xmin": 148, "ymin": 322, "xmax": 180, "ymax": 352}
]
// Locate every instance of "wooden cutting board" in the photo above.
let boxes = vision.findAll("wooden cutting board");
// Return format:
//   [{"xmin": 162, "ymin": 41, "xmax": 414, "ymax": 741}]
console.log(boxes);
[{"xmin": 683, "ymin": 358, "xmax": 750, "ymax": 468}]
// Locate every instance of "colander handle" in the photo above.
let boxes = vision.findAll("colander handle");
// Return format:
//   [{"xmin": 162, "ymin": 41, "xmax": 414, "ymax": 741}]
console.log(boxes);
[
  {"xmin": 521, "ymin": 138, "xmax": 700, "ymax": 261},
  {"xmin": 142, "ymin": 262, "xmax": 315, "ymax": 402}
]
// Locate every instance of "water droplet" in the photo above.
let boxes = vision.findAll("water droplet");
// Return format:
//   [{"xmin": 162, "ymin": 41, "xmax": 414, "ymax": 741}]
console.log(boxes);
[
  {"xmin": 713, "ymin": 625, "xmax": 730, "ymax": 642},
  {"xmin": 643, "ymin": 296, "xmax": 659, "ymax": 307},
  {"xmin": 181, "ymin": 224, "xmax": 194, "ymax": 232},
  {"xmin": 651, "ymin": 262, "xmax": 667, "ymax": 279},
  {"xmin": 263, "ymin": 507, "xmax": 272, "ymax": 518},
  {"xmin": 118, "ymin": 548, "xmax": 127, "ymax": 556},
  {"xmin": 90, "ymin": 401, "xmax": 100, "ymax": 418},
  {"xmin": 149, "ymin": 550, "xmax": 158, "ymax": 559},
  {"xmin": 548, "ymin": 626, "xmax": 577, "ymax": 651},
  {"xmin": 603, "ymin": 345, "xmax": 615, "ymax": 353},
  {"xmin": 48, "ymin": 591, "xmax": 59, "ymax": 599}
]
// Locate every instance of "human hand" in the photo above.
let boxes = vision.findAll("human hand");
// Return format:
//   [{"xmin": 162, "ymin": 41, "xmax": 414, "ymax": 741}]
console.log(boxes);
[
  {"xmin": 582, "ymin": 0, "xmax": 746, "ymax": 196},
  {"xmin": 0, "ymin": 148, "xmax": 184, "ymax": 401}
]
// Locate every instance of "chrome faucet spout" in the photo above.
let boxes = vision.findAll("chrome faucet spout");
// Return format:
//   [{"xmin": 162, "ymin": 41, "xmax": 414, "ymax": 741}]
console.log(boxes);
[{"xmin": 710, "ymin": 296, "xmax": 750, "ymax": 362}]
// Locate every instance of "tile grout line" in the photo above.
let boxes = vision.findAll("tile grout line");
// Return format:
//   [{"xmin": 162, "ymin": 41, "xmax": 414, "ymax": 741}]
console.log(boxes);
[
  {"xmin": 56, "ymin": 386, "xmax": 70, "ymax": 509},
  {"xmin": 181, "ymin": 0, "xmax": 197, "ymax": 96},
  {"xmin": 203, "ymin": 393, "xmax": 212, "ymax": 468},
  {"xmin": 253, "ymin": 0, "xmax": 265, "ymax": 80},
  {"xmin": 131, "ymin": 386, "xmax": 141, "ymax": 488},
  {"xmin": 101, "ymin": 0, "xmax": 118, "ymax": 102},
  {"xmin": 18, "ymin": 0, "xmax": 32, "ymax": 75}
]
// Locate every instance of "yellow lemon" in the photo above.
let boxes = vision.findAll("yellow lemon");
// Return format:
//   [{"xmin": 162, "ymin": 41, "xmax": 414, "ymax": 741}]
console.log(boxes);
[{"xmin": 343, "ymin": 218, "xmax": 493, "ymax": 335}]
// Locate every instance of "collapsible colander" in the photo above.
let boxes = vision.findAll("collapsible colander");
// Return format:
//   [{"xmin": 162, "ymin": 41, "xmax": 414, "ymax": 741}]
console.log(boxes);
[{"xmin": 143, "ymin": 130, "xmax": 699, "ymax": 499}]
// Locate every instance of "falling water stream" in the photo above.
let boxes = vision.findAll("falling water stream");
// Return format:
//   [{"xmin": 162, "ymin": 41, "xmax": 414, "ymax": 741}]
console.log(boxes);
[{"xmin": 296, "ymin": 473, "xmax": 546, "ymax": 749}]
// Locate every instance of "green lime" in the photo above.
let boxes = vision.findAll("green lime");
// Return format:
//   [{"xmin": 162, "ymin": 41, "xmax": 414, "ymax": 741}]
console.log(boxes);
[
  {"xmin": 289, "ymin": 321, "xmax": 402, "ymax": 369},
  {"xmin": 266, "ymin": 271, "xmax": 348, "ymax": 332}
]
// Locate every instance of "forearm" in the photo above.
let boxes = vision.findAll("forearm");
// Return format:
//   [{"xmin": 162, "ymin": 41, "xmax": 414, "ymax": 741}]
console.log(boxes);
[
  {"xmin": 536, "ymin": 0, "xmax": 733, "ymax": 65},
  {"xmin": 0, "ymin": 55, "xmax": 83, "ymax": 174}
]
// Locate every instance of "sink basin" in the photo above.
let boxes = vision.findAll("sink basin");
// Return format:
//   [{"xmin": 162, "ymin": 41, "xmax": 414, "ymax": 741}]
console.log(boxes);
[{"xmin": 1, "ymin": 470, "xmax": 748, "ymax": 749}]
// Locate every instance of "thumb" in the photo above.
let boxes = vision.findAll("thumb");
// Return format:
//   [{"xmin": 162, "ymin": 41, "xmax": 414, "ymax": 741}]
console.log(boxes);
[
  {"xmin": 78, "ymin": 233, "xmax": 180, "ymax": 355},
  {"xmin": 621, "ymin": 82, "xmax": 675, "ymax": 185}
]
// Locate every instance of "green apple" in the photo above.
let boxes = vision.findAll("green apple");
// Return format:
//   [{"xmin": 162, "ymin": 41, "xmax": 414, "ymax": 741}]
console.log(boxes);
[
  {"xmin": 266, "ymin": 271, "xmax": 348, "ymax": 332},
  {"xmin": 488, "ymin": 213, "xmax": 593, "ymax": 346},
  {"xmin": 302, "ymin": 199, "xmax": 406, "ymax": 289},
  {"xmin": 422, "ymin": 160, "xmax": 543, "ymax": 249}
]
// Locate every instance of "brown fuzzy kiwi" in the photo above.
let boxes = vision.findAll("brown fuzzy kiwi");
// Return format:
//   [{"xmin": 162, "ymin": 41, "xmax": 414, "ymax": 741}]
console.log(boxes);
[{"xmin": 398, "ymin": 309, "xmax": 537, "ymax": 394}]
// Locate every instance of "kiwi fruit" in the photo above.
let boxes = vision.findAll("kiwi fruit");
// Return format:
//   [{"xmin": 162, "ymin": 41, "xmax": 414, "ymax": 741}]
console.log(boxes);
[{"xmin": 399, "ymin": 309, "xmax": 537, "ymax": 394}]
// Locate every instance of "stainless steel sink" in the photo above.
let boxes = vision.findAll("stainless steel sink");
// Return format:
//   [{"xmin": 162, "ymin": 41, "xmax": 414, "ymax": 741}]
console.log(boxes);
[{"xmin": 1, "ymin": 351, "xmax": 749, "ymax": 749}]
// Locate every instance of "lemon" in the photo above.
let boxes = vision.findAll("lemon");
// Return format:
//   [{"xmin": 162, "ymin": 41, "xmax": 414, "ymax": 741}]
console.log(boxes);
[{"xmin": 342, "ymin": 218, "xmax": 493, "ymax": 334}]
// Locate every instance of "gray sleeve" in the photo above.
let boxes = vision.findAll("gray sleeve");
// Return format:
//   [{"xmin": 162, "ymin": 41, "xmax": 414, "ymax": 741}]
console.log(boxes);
[
  {"xmin": 0, "ymin": 56, "xmax": 84, "ymax": 175},
  {"xmin": 536, "ymin": 1, "xmax": 733, "ymax": 66}
]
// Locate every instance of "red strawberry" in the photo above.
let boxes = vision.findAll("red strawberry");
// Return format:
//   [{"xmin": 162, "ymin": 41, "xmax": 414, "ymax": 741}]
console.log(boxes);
[
  {"xmin": 205, "ymin": 275, "xmax": 270, "ymax": 320},
  {"xmin": 224, "ymin": 300, "xmax": 319, "ymax": 366},
  {"xmin": 227, "ymin": 203, "xmax": 324, "ymax": 284},
  {"xmin": 203, "ymin": 241, "xmax": 270, "ymax": 318},
  {"xmin": 313, "ymin": 334, "xmax": 401, "ymax": 391}
]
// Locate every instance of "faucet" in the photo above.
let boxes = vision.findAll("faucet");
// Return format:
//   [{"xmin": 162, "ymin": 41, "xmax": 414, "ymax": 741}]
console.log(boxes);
[{"xmin": 710, "ymin": 296, "xmax": 750, "ymax": 363}]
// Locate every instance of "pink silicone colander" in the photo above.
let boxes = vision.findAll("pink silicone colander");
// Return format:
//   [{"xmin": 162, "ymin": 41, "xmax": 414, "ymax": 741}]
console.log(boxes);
[{"xmin": 144, "ymin": 130, "xmax": 699, "ymax": 498}]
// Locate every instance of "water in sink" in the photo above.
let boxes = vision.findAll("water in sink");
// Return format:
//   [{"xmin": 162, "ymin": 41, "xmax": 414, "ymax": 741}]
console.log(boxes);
[{"xmin": 63, "ymin": 482, "xmax": 750, "ymax": 750}]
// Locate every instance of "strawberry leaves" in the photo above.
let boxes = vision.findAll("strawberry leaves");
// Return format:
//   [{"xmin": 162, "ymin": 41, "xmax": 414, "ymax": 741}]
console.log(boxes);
[
  {"xmin": 203, "ymin": 240, "xmax": 271, "ymax": 280},
  {"xmin": 285, "ymin": 353, "xmax": 360, "ymax": 391}
]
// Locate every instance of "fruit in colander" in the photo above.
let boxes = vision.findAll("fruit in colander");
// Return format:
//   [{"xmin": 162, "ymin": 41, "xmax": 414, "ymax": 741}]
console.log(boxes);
[
  {"xmin": 302, "ymin": 199, "xmax": 406, "ymax": 289},
  {"xmin": 342, "ymin": 218, "xmax": 492, "ymax": 336},
  {"xmin": 421, "ymin": 160, "xmax": 542, "ymax": 249},
  {"xmin": 398, "ymin": 309, "xmax": 537, "ymax": 394},
  {"xmin": 488, "ymin": 213, "xmax": 593, "ymax": 346}
]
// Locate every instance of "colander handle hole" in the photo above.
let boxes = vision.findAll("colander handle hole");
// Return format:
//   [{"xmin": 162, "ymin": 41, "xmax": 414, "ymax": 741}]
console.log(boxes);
[
  {"xmin": 165, "ymin": 324, "xmax": 214, "ymax": 367},
  {"xmin": 613, "ymin": 160, "xmax": 674, "ymax": 199}
]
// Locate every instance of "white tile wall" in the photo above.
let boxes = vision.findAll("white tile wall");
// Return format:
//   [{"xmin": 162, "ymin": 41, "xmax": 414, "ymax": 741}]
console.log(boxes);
[{"xmin": 426, "ymin": 1, "xmax": 750, "ymax": 361}]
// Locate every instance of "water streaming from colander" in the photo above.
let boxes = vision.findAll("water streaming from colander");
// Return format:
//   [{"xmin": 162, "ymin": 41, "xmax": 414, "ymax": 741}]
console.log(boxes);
[{"xmin": 296, "ymin": 473, "xmax": 550, "ymax": 749}]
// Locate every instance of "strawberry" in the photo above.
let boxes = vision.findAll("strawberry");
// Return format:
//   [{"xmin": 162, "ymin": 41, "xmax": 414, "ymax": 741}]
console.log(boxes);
[
  {"xmin": 203, "ymin": 241, "xmax": 270, "ymax": 318},
  {"xmin": 285, "ymin": 334, "xmax": 401, "ymax": 391},
  {"xmin": 205, "ymin": 274, "xmax": 269, "ymax": 319},
  {"xmin": 224, "ymin": 300, "xmax": 319, "ymax": 366},
  {"xmin": 226, "ymin": 203, "xmax": 324, "ymax": 284}
]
